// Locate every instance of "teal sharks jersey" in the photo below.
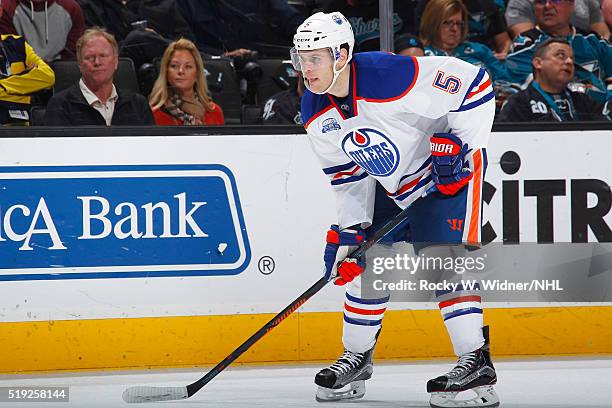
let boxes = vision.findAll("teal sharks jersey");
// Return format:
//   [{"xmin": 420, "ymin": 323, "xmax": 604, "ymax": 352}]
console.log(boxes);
[
  {"xmin": 425, "ymin": 41, "xmax": 511, "ymax": 85},
  {"xmin": 505, "ymin": 27, "xmax": 612, "ymax": 103}
]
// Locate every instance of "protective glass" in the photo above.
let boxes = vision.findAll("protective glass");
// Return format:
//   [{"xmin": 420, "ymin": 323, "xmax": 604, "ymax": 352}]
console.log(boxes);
[{"xmin": 290, "ymin": 47, "xmax": 334, "ymax": 72}]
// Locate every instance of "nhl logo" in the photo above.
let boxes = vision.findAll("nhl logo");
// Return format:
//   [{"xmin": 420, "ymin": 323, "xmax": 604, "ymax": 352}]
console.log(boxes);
[{"xmin": 341, "ymin": 128, "xmax": 399, "ymax": 177}]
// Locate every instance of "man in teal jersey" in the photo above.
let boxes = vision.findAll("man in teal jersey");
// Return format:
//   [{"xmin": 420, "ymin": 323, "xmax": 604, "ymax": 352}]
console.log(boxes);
[{"xmin": 505, "ymin": 0, "xmax": 611, "ymax": 104}]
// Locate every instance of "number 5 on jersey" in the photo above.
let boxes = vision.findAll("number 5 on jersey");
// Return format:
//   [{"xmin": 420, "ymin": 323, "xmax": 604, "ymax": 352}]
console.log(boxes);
[{"xmin": 432, "ymin": 70, "xmax": 462, "ymax": 94}]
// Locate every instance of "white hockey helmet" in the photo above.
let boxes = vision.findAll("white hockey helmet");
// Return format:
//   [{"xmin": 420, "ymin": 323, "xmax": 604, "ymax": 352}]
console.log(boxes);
[{"xmin": 291, "ymin": 12, "xmax": 355, "ymax": 94}]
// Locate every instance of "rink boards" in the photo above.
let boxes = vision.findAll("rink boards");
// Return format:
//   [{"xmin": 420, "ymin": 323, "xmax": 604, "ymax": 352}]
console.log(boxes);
[{"xmin": 0, "ymin": 129, "xmax": 610, "ymax": 373}]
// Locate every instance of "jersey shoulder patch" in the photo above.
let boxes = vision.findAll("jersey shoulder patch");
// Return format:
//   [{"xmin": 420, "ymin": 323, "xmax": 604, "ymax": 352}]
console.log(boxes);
[{"xmin": 353, "ymin": 52, "xmax": 418, "ymax": 101}]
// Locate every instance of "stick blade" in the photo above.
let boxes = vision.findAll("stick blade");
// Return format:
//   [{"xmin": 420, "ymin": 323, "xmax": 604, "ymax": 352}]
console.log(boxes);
[{"xmin": 122, "ymin": 386, "xmax": 189, "ymax": 403}]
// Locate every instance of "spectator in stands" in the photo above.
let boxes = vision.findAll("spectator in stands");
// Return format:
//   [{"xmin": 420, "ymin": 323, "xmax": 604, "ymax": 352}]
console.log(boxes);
[
  {"xmin": 394, "ymin": 33, "xmax": 425, "ymax": 56},
  {"xmin": 176, "ymin": 0, "xmax": 305, "ymax": 58},
  {"xmin": 416, "ymin": 0, "xmax": 511, "ymax": 57},
  {"xmin": 498, "ymin": 38, "xmax": 609, "ymax": 121},
  {"xmin": 149, "ymin": 38, "xmax": 223, "ymax": 126},
  {"xmin": 505, "ymin": 0, "xmax": 612, "ymax": 104},
  {"xmin": 77, "ymin": 0, "xmax": 195, "ymax": 70},
  {"xmin": 505, "ymin": 0, "xmax": 610, "ymax": 39},
  {"xmin": 0, "ymin": 17, "xmax": 54, "ymax": 125},
  {"xmin": 322, "ymin": 0, "xmax": 417, "ymax": 53},
  {"xmin": 0, "ymin": 0, "xmax": 85, "ymax": 61},
  {"xmin": 603, "ymin": 0, "xmax": 612, "ymax": 34},
  {"xmin": 420, "ymin": 0, "xmax": 511, "ymax": 84},
  {"xmin": 262, "ymin": 71, "xmax": 304, "ymax": 125},
  {"xmin": 44, "ymin": 28, "xmax": 154, "ymax": 125},
  {"xmin": 0, "ymin": 0, "xmax": 55, "ymax": 125}
]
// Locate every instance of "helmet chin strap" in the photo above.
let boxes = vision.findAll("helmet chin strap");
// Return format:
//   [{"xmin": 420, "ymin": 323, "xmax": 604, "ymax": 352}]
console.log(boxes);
[{"xmin": 305, "ymin": 58, "xmax": 350, "ymax": 95}]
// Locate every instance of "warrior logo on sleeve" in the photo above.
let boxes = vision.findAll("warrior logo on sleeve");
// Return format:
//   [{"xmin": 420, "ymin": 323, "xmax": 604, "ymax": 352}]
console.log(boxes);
[{"xmin": 341, "ymin": 128, "xmax": 399, "ymax": 177}]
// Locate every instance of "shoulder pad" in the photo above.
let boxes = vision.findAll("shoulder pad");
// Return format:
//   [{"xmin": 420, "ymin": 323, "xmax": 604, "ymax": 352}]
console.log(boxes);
[{"xmin": 353, "ymin": 52, "xmax": 418, "ymax": 101}]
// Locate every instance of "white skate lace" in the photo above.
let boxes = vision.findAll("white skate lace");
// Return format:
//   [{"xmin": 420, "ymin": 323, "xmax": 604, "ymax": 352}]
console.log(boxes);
[
  {"xmin": 329, "ymin": 351, "xmax": 364, "ymax": 375},
  {"xmin": 446, "ymin": 351, "xmax": 478, "ymax": 378}
]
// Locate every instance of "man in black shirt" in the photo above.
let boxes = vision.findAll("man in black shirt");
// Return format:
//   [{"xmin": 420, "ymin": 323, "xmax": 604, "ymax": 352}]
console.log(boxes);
[
  {"xmin": 262, "ymin": 72, "xmax": 305, "ymax": 125},
  {"xmin": 44, "ymin": 28, "xmax": 154, "ymax": 126},
  {"xmin": 497, "ymin": 38, "xmax": 609, "ymax": 122}
]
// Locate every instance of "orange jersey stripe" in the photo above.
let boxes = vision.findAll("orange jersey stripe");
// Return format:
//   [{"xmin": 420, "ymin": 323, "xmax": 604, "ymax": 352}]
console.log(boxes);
[
  {"xmin": 467, "ymin": 78, "xmax": 492, "ymax": 99},
  {"xmin": 332, "ymin": 165, "xmax": 361, "ymax": 180},
  {"xmin": 468, "ymin": 150, "xmax": 483, "ymax": 244}
]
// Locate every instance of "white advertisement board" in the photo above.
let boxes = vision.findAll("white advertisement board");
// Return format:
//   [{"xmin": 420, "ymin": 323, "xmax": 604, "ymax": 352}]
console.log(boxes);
[{"xmin": 0, "ymin": 130, "xmax": 609, "ymax": 323}]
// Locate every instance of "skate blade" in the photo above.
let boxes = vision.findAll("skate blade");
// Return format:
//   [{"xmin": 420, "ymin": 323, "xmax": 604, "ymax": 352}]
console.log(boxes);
[
  {"xmin": 315, "ymin": 380, "xmax": 366, "ymax": 402},
  {"xmin": 430, "ymin": 385, "xmax": 499, "ymax": 408}
]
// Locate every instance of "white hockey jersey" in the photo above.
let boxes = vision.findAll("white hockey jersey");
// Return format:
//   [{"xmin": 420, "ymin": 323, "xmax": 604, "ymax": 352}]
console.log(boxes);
[{"xmin": 301, "ymin": 52, "xmax": 495, "ymax": 237}]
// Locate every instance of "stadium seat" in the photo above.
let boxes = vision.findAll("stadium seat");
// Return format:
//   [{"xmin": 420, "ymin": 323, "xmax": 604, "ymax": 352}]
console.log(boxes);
[
  {"xmin": 29, "ymin": 106, "xmax": 46, "ymax": 126},
  {"xmin": 51, "ymin": 58, "xmax": 140, "ymax": 95},
  {"xmin": 256, "ymin": 59, "xmax": 297, "ymax": 106},
  {"xmin": 204, "ymin": 58, "xmax": 242, "ymax": 125},
  {"xmin": 241, "ymin": 105, "xmax": 262, "ymax": 125}
]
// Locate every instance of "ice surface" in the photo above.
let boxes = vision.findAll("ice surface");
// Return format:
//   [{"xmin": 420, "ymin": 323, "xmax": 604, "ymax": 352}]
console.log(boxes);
[{"xmin": 0, "ymin": 357, "xmax": 610, "ymax": 407}]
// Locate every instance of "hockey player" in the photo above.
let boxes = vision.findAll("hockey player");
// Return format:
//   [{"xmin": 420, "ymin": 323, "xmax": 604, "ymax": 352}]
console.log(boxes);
[{"xmin": 292, "ymin": 12, "xmax": 498, "ymax": 408}]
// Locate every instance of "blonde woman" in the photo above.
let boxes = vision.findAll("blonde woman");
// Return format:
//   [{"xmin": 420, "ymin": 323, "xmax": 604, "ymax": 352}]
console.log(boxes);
[{"xmin": 150, "ymin": 38, "xmax": 224, "ymax": 125}]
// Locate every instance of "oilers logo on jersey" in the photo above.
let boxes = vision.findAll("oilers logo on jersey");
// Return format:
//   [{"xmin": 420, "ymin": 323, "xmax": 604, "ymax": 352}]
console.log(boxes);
[{"xmin": 341, "ymin": 128, "xmax": 399, "ymax": 177}]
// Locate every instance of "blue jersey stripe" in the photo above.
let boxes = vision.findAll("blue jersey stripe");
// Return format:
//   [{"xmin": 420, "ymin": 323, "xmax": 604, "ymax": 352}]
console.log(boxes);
[
  {"xmin": 331, "ymin": 172, "xmax": 369, "ymax": 185},
  {"xmin": 482, "ymin": 148, "xmax": 488, "ymax": 178},
  {"xmin": 323, "ymin": 161, "xmax": 357, "ymax": 175},
  {"xmin": 459, "ymin": 68, "xmax": 486, "ymax": 107},
  {"xmin": 343, "ymin": 315, "xmax": 383, "ymax": 326},
  {"xmin": 452, "ymin": 91, "xmax": 494, "ymax": 112},
  {"xmin": 398, "ymin": 157, "xmax": 431, "ymax": 183},
  {"xmin": 346, "ymin": 292, "xmax": 390, "ymax": 305},
  {"xmin": 394, "ymin": 175, "xmax": 432, "ymax": 201},
  {"xmin": 443, "ymin": 307, "xmax": 483, "ymax": 321}
]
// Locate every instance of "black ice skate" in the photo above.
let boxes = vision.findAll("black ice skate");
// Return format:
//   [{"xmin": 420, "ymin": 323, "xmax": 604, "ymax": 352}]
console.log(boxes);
[
  {"xmin": 314, "ymin": 347, "xmax": 374, "ymax": 402},
  {"xmin": 427, "ymin": 326, "xmax": 499, "ymax": 408}
]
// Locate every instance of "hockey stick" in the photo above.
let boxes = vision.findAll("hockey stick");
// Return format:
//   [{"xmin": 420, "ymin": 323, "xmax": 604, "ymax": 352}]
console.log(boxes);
[{"xmin": 123, "ymin": 206, "xmax": 411, "ymax": 403}]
